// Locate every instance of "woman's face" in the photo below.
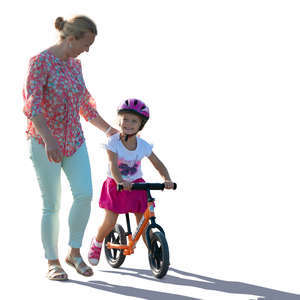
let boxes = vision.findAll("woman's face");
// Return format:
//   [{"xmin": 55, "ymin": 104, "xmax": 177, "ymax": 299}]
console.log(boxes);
[{"xmin": 67, "ymin": 31, "xmax": 96, "ymax": 58}]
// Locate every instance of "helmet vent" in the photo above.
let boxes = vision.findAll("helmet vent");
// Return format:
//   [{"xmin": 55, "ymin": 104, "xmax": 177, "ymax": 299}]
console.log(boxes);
[
  {"xmin": 125, "ymin": 100, "xmax": 129, "ymax": 106},
  {"xmin": 134, "ymin": 99, "xmax": 138, "ymax": 106}
]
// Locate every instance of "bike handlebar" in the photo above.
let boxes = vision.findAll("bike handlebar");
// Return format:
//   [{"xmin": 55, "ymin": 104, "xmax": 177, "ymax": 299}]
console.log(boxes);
[{"xmin": 117, "ymin": 182, "xmax": 177, "ymax": 191}]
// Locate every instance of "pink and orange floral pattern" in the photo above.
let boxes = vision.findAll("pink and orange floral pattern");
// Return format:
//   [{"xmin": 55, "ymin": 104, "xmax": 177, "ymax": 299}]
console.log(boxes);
[{"xmin": 23, "ymin": 50, "xmax": 99, "ymax": 156}]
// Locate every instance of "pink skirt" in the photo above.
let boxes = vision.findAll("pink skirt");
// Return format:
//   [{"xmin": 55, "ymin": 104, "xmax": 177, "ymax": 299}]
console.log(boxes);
[{"xmin": 99, "ymin": 177, "xmax": 148, "ymax": 214}]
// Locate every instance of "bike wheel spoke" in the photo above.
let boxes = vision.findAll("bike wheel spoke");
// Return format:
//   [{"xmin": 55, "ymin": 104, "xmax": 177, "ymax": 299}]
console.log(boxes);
[
  {"xmin": 155, "ymin": 256, "xmax": 161, "ymax": 268},
  {"xmin": 112, "ymin": 233, "xmax": 117, "ymax": 243},
  {"xmin": 157, "ymin": 246, "xmax": 162, "ymax": 260},
  {"xmin": 113, "ymin": 249, "xmax": 118, "ymax": 259}
]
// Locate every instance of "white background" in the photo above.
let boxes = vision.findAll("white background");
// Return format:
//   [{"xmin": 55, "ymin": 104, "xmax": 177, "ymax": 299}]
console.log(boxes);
[{"xmin": 1, "ymin": 0, "xmax": 300, "ymax": 299}]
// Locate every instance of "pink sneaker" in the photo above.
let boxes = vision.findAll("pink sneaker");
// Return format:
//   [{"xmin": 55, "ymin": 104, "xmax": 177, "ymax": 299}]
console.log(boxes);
[{"xmin": 88, "ymin": 238, "xmax": 102, "ymax": 266}]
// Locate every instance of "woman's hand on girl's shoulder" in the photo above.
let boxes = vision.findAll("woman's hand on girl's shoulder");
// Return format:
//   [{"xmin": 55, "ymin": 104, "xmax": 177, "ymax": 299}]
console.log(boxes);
[{"xmin": 107, "ymin": 127, "xmax": 119, "ymax": 137}]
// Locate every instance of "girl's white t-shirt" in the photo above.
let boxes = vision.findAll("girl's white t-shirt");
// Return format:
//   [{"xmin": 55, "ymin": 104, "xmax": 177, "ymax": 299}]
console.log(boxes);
[{"xmin": 105, "ymin": 133, "xmax": 153, "ymax": 182}]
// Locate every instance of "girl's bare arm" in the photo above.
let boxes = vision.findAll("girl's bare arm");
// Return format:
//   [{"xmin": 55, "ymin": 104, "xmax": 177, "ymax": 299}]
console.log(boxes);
[
  {"xmin": 148, "ymin": 152, "xmax": 174, "ymax": 189},
  {"xmin": 106, "ymin": 150, "xmax": 132, "ymax": 190}
]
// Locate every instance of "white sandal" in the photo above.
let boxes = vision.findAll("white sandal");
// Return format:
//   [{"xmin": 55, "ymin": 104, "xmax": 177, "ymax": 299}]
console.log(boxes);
[{"xmin": 47, "ymin": 264, "xmax": 68, "ymax": 281}]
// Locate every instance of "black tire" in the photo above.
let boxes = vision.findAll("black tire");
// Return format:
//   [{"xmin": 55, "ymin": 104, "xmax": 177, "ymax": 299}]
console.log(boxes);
[
  {"xmin": 148, "ymin": 231, "xmax": 170, "ymax": 278},
  {"xmin": 104, "ymin": 224, "xmax": 126, "ymax": 268}
]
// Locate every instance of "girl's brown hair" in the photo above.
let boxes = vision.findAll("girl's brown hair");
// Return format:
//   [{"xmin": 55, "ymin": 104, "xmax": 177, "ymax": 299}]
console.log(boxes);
[{"xmin": 55, "ymin": 15, "xmax": 97, "ymax": 40}]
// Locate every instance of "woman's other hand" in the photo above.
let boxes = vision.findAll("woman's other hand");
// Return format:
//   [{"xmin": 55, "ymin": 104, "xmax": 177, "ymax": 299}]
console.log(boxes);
[{"xmin": 45, "ymin": 137, "xmax": 63, "ymax": 163}]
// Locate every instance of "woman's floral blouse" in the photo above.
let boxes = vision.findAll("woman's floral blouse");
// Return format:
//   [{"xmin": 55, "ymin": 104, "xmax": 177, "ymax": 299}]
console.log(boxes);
[{"xmin": 23, "ymin": 50, "xmax": 99, "ymax": 156}]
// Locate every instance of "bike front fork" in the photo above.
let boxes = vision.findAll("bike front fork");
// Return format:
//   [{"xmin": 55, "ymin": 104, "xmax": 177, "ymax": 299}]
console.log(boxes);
[{"xmin": 145, "ymin": 217, "xmax": 166, "ymax": 248}]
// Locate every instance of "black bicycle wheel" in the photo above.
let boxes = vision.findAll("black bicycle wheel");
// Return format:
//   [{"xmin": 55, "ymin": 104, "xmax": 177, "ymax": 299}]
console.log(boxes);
[
  {"xmin": 104, "ymin": 224, "xmax": 126, "ymax": 268},
  {"xmin": 148, "ymin": 231, "xmax": 169, "ymax": 278}
]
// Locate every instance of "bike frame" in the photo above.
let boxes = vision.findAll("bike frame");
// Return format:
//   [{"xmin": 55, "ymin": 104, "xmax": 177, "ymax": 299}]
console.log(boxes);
[{"xmin": 106, "ymin": 189, "xmax": 164, "ymax": 255}]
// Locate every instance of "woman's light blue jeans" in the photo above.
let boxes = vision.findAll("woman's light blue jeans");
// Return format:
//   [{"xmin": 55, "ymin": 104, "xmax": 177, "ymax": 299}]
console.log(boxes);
[{"xmin": 29, "ymin": 138, "xmax": 93, "ymax": 260}]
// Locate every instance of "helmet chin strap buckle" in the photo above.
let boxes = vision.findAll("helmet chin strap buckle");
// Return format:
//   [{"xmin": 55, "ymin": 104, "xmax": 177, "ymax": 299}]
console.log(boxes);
[{"xmin": 124, "ymin": 133, "xmax": 137, "ymax": 141}]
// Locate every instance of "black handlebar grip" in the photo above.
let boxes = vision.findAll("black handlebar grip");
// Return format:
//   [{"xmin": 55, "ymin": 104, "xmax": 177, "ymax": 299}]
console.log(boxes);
[{"xmin": 117, "ymin": 182, "xmax": 177, "ymax": 191}]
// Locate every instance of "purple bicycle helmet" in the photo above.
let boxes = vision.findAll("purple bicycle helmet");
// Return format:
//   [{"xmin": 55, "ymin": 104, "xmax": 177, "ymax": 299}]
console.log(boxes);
[{"xmin": 118, "ymin": 99, "xmax": 150, "ymax": 131}]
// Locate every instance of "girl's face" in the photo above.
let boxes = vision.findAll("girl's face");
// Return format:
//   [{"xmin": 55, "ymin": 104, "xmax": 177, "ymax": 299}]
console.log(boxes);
[
  {"xmin": 67, "ymin": 31, "xmax": 95, "ymax": 58},
  {"xmin": 119, "ymin": 113, "xmax": 142, "ymax": 135}
]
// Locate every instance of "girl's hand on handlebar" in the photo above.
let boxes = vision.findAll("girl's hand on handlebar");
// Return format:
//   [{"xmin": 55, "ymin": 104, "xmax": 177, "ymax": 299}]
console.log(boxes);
[
  {"xmin": 164, "ymin": 180, "xmax": 175, "ymax": 189},
  {"xmin": 119, "ymin": 181, "xmax": 132, "ymax": 191}
]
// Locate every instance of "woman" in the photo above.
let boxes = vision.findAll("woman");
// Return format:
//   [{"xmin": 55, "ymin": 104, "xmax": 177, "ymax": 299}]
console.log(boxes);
[{"xmin": 23, "ymin": 15, "xmax": 117, "ymax": 281}]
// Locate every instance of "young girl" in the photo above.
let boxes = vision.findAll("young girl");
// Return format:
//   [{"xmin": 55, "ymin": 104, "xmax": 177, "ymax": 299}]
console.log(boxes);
[{"xmin": 88, "ymin": 98, "xmax": 175, "ymax": 266}]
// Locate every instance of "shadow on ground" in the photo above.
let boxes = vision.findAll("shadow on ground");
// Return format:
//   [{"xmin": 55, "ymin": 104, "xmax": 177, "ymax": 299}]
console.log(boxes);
[{"xmin": 68, "ymin": 267, "xmax": 300, "ymax": 300}]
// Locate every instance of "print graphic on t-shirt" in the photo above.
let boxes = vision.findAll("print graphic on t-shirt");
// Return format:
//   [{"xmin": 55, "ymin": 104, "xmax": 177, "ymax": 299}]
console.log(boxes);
[
  {"xmin": 118, "ymin": 159, "xmax": 141, "ymax": 176},
  {"xmin": 105, "ymin": 134, "xmax": 153, "ymax": 181}
]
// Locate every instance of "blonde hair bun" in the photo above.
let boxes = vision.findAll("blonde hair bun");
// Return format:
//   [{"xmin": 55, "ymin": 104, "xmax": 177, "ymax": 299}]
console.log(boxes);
[
  {"xmin": 55, "ymin": 17, "xmax": 65, "ymax": 31},
  {"xmin": 54, "ymin": 15, "xmax": 97, "ymax": 40}
]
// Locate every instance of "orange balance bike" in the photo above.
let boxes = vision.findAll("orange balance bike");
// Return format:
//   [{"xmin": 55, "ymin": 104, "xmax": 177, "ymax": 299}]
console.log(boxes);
[{"xmin": 104, "ymin": 182, "xmax": 177, "ymax": 278}]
